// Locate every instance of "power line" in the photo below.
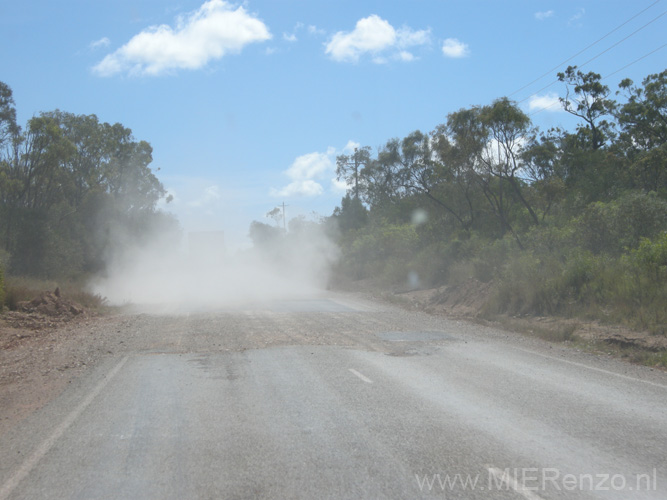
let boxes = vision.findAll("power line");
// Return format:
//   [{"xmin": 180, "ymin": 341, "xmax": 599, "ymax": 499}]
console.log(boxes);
[
  {"xmin": 528, "ymin": 99, "xmax": 560, "ymax": 118},
  {"xmin": 527, "ymin": 42, "xmax": 667, "ymax": 117},
  {"xmin": 576, "ymin": 10, "xmax": 666, "ymax": 70},
  {"xmin": 518, "ymin": 8, "xmax": 667, "ymax": 105},
  {"xmin": 602, "ymin": 42, "xmax": 667, "ymax": 80},
  {"xmin": 509, "ymin": 0, "xmax": 662, "ymax": 98}
]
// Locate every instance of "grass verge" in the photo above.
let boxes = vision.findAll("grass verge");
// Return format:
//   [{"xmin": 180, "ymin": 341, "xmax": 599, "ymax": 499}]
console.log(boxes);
[{"xmin": 3, "ymin": 276, "xmax": 107, "ymax": 311}]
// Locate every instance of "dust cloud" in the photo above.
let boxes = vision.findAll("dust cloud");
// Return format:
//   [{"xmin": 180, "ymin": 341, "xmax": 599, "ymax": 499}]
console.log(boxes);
[{"xmin": 90, "ymin": 218, "xmax": 340, "ymax": 312}]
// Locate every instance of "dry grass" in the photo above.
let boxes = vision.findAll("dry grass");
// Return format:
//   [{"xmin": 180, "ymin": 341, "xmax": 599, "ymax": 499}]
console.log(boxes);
[
  {"xmin": 3, "ymin": 276, "xmax": 107, "ymax": 311},
  {"xmin": 575, "ymin": 339, "xmax": 667, "ymax": 369},
  {"xmin": 488, "ymin": 315, "xmax": 579, "ymax": 343}
]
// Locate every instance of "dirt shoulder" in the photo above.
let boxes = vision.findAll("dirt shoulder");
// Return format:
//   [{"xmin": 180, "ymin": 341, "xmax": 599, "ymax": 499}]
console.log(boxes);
[
  {"xmin": 0, "ymin": 292, "xmax": 127, "ymax": 437},
  {"xmin": 335, "ymin": 278, "xmax": 667, "ymax": 365}
]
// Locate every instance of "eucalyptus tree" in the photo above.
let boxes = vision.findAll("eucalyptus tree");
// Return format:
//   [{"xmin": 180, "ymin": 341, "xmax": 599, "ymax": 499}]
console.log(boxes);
[
  {"xmin": 477, "ymin": 97, "xmax": 539, "ymax": 229},
  {"xmin": 430, "ymin": 107, "xmax": 488, "ymax": 232},
  {"xmin": 520, "ymin": 128, "xmax": 568, "ymax": 220},
  {"xmin": 617, "ymin": 70, "xmax": 667, "ymax": 150},
  {"xmin": 0, "ymin": 81, "xmax": 171, "ymax": 277},
  {"xmin": 0, "ymin": 82, "xmax": 19, "ymax": 150},
  {"xmin": 616, "ymin": 70, "xmax": 667, "ymax": 193},
  {"xmin": 557, "ymin": 66, "xmax": 616, "ymax": 151},
  {"xmin": 336, "ymin": 146, "xmax": 372, "ymax": 200}
]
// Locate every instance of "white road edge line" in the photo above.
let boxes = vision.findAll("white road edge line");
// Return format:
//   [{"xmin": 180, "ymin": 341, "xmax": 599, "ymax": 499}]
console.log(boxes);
[
  {"xmin": 513, "ymin": 347, "xmax": 667, "ymax": 390},
  {"xmin": 349, "ymin": 368, "xmax": 373, "ymax": 384},
  {"xmin": 0, "ymin": 356, "xmax": 129, "ymax": 500},
  {"xmin": 488, "ymin": 467, "xmax": 546, "ymax": 500}
]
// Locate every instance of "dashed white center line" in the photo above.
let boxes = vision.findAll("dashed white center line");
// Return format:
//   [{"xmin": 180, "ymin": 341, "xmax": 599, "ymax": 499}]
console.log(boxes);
[
  {"xmin": 349, "ymin": 368, "xmax": 373, "ymax": 384},
  {"xmin": 487, "ymin": 467, "xmax": 546, "ymax": 500}
]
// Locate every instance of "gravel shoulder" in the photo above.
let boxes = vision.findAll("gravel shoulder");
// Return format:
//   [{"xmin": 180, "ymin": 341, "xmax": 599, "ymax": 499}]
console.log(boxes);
[{"xmin": 341, "ymin": 279, "xmax": 667, "ymax": 356}]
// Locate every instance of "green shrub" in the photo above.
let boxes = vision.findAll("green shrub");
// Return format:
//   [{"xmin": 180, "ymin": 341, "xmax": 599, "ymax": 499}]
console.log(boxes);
[
  {"xmin": 617, "ymin": 233, "xmax": 667, "ymax": 332},
  {"xmin": 338, "ymin": 223, "xmax": 419, "ymax": 281},
  {"xmin": 572, "ymin": 192, "xmax": 667, "ymax": 255},
  {"xmin": 472, "ymin": 237, "xmax": 514, "ymax": 283},
  {"xmin": 410, "ymin": 242, "xmax": 452, "ymax": 286},
  {"xmin": 488, "ymin": 252, "xmax": 560, "ymax": 316}
]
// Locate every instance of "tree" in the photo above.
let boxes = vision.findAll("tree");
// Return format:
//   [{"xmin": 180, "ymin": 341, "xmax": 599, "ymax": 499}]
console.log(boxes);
[
  {"xmin": 616, "ymin": 70, "xmax": 667, "ymax": 193},
  {"xmin": 367, "ymin": 131, "xmax": 476, "ymax": 230},
  {"xmin": 266, "ymin": 206, "xmax": 285, "ymax": 230},
  {"xmin": 332, "ymin": 193, "xmax": 368, "ymax": 232},
  {"xmin": 430, "ymin": 110, "xmax": 486, "ymax": 231},
  {"xmin": 469, "ymin": 98, "xmax": 538, "ymax": 247},
  {"xmin": 0, "ymin": 82, "xmax": 19, "ymax": 150},
  {"xmin": 248, "ymin": 220, "xmax": 282, "ymax": 249},
  {"xmin": 0, "ymin": 82, "xmax": 171, "ymax": 277},
  {"xmin": 557, "ymin": 66, "xmax": 616, "ymax": 150},
  {"xmin": 336, "ymin": 146, "xmax": 371, "ymax": 200},
  {"xmin": 521, "ymin": 128, "xmax": 567, "ymax": 220},
  {"xmin": 617, "ymin": 70, "xmax": 667, "ymax": 152}
]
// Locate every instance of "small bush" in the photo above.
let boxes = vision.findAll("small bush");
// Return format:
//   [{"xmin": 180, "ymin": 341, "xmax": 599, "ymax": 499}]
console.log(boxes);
[
  {"xmin": 473, "ymin": 237, "xmax": 514, "ymax": 283},
  {"xmin": 410, "ymin": 242, "xmax": 454, "ymax": 286},
  {"xmin": 572, "ymin": 192, "xmax": 667, "ymax": 255},
  {"xmin": 616, "ymin": 233, "xmax": 667, "ymax": 332},
  {"xmin": 488, "ymin": 252, "xmax": 561, "ymax": 316},
  {"xmin": 380, "ymin": 257, "xmax": 410, "ymax": 286}
]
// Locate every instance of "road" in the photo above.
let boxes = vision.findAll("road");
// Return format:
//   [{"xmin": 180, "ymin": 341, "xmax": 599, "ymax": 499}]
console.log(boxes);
[{"xmin": 0, "ymin": 292, "xmax": 666, "ymax": 499}]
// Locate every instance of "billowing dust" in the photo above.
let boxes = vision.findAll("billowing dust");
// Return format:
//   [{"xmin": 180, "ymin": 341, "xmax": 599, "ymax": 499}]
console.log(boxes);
[{"xmin": 90, "ymin": 222, "xmax": 339, "ymax": 312}]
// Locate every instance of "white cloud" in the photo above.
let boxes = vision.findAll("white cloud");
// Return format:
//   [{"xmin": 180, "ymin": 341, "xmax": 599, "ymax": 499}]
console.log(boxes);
[
  {"xmin": 396, "ymin": 27, "xmax": 431, "ymax": 48},
  {"xmin": 325, "ymin": 15, "xmax": 429, "ymax": 63},
  {"xmin": 93, "ymin": 0, "xmax": 271, "ymax": 77},
  {"xmin": 272, "ymin": 143, "xmax": 376, "ymax": 198},
  {"xmin": 285, "ymin": 150, "xmax": 334, "ymax": 180},
  {"xmin": 283, "ymin": 22, "xmax": 304, "ymax": 43},
  {"xmin": 441, "ymin": 38, "xmax": 469, "ymax": 58},
  {"xmin": 308, "ymin": 25, "xmax": 326, "ymax": 36},
  {"xmin": 535, "ymin": 10, "xmax": 555, "ymax": 21},
  {"xmin": 90, "ymin": 37, "xmax": 110, "ymax": 50},
  {"xmin": 331, "ymin": 177, "xmax": 349, "ymax": 194},
  {"xmin": 272, "ymin": 150, "xmax": 335, "ymax": 197},
  {"xmin": 569, "ymin": 8, "xmax": 585, "ymax": 26},
  {"xmin": 343, "ymin": 140, "xmax": 360, "ymax": 153},
  {"xmin": 275, "ymin": 179, "xmax": 324, "ymax": 197},
  {"xmin": 396, "ymin": 50, "xmax": 415, "ymax": 62},
  {"xmin": 528, "ymin": 93, "xmax": 563, "ymax": 112}
]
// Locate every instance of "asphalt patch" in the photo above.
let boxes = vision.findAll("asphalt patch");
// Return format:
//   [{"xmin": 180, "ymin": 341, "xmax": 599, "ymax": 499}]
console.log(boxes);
[{"xmin": 376, "ymin": 331, "xmax": 457, "ymax": 342}]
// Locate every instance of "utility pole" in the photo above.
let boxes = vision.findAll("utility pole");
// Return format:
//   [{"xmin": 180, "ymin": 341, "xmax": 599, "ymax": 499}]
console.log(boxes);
[
  {"xmin": 352, "ymin": 148, "xmax": 359, "ymax": 200},
  {"xmin": 282, "ymin": 202, "xmax": 287, "ymax": 232},
  {"xmin": 344, "ymin": 147, "xmax": 363, "ymax": 199}
]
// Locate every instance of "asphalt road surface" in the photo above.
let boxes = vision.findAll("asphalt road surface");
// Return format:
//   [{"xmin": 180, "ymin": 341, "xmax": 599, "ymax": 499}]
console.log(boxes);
[{"xmin": 1, "ymin": 292, "xmax": 666, "ymax": 499}]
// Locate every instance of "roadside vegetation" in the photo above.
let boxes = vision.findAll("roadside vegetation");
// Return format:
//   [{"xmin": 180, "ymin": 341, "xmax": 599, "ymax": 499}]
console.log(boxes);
[
  {"xmin": 328, "ymin": 67, "xmax": 667, "ymax": 338},
  {"xmin": 0, "ymin": 80, "xmax": 178, "ymax": 308},
  {"xmin": 1, "ymin": 67, "xmax": 666, "ymax": 362}
]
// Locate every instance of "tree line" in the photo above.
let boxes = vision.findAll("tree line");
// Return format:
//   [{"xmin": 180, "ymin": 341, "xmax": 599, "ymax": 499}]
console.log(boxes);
[
  {"xmin": 0, "ymin": 81, "xmax": 177, "ymax": 279},
  {"xmin": 330, "ymin": 67, "xmax": 667, "ymax": 332}
]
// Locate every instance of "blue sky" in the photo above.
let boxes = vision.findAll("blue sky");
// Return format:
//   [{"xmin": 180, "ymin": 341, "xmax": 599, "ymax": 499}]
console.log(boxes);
[{"xmin": 1, "ymin": 0, "xmax": 665, "ymax": 247}]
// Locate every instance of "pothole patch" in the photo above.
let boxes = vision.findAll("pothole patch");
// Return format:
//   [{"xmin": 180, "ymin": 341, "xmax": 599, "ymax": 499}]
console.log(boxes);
[{"xmin": 376, "ymin": 331, "xmax": 457, "ymax": 342}]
